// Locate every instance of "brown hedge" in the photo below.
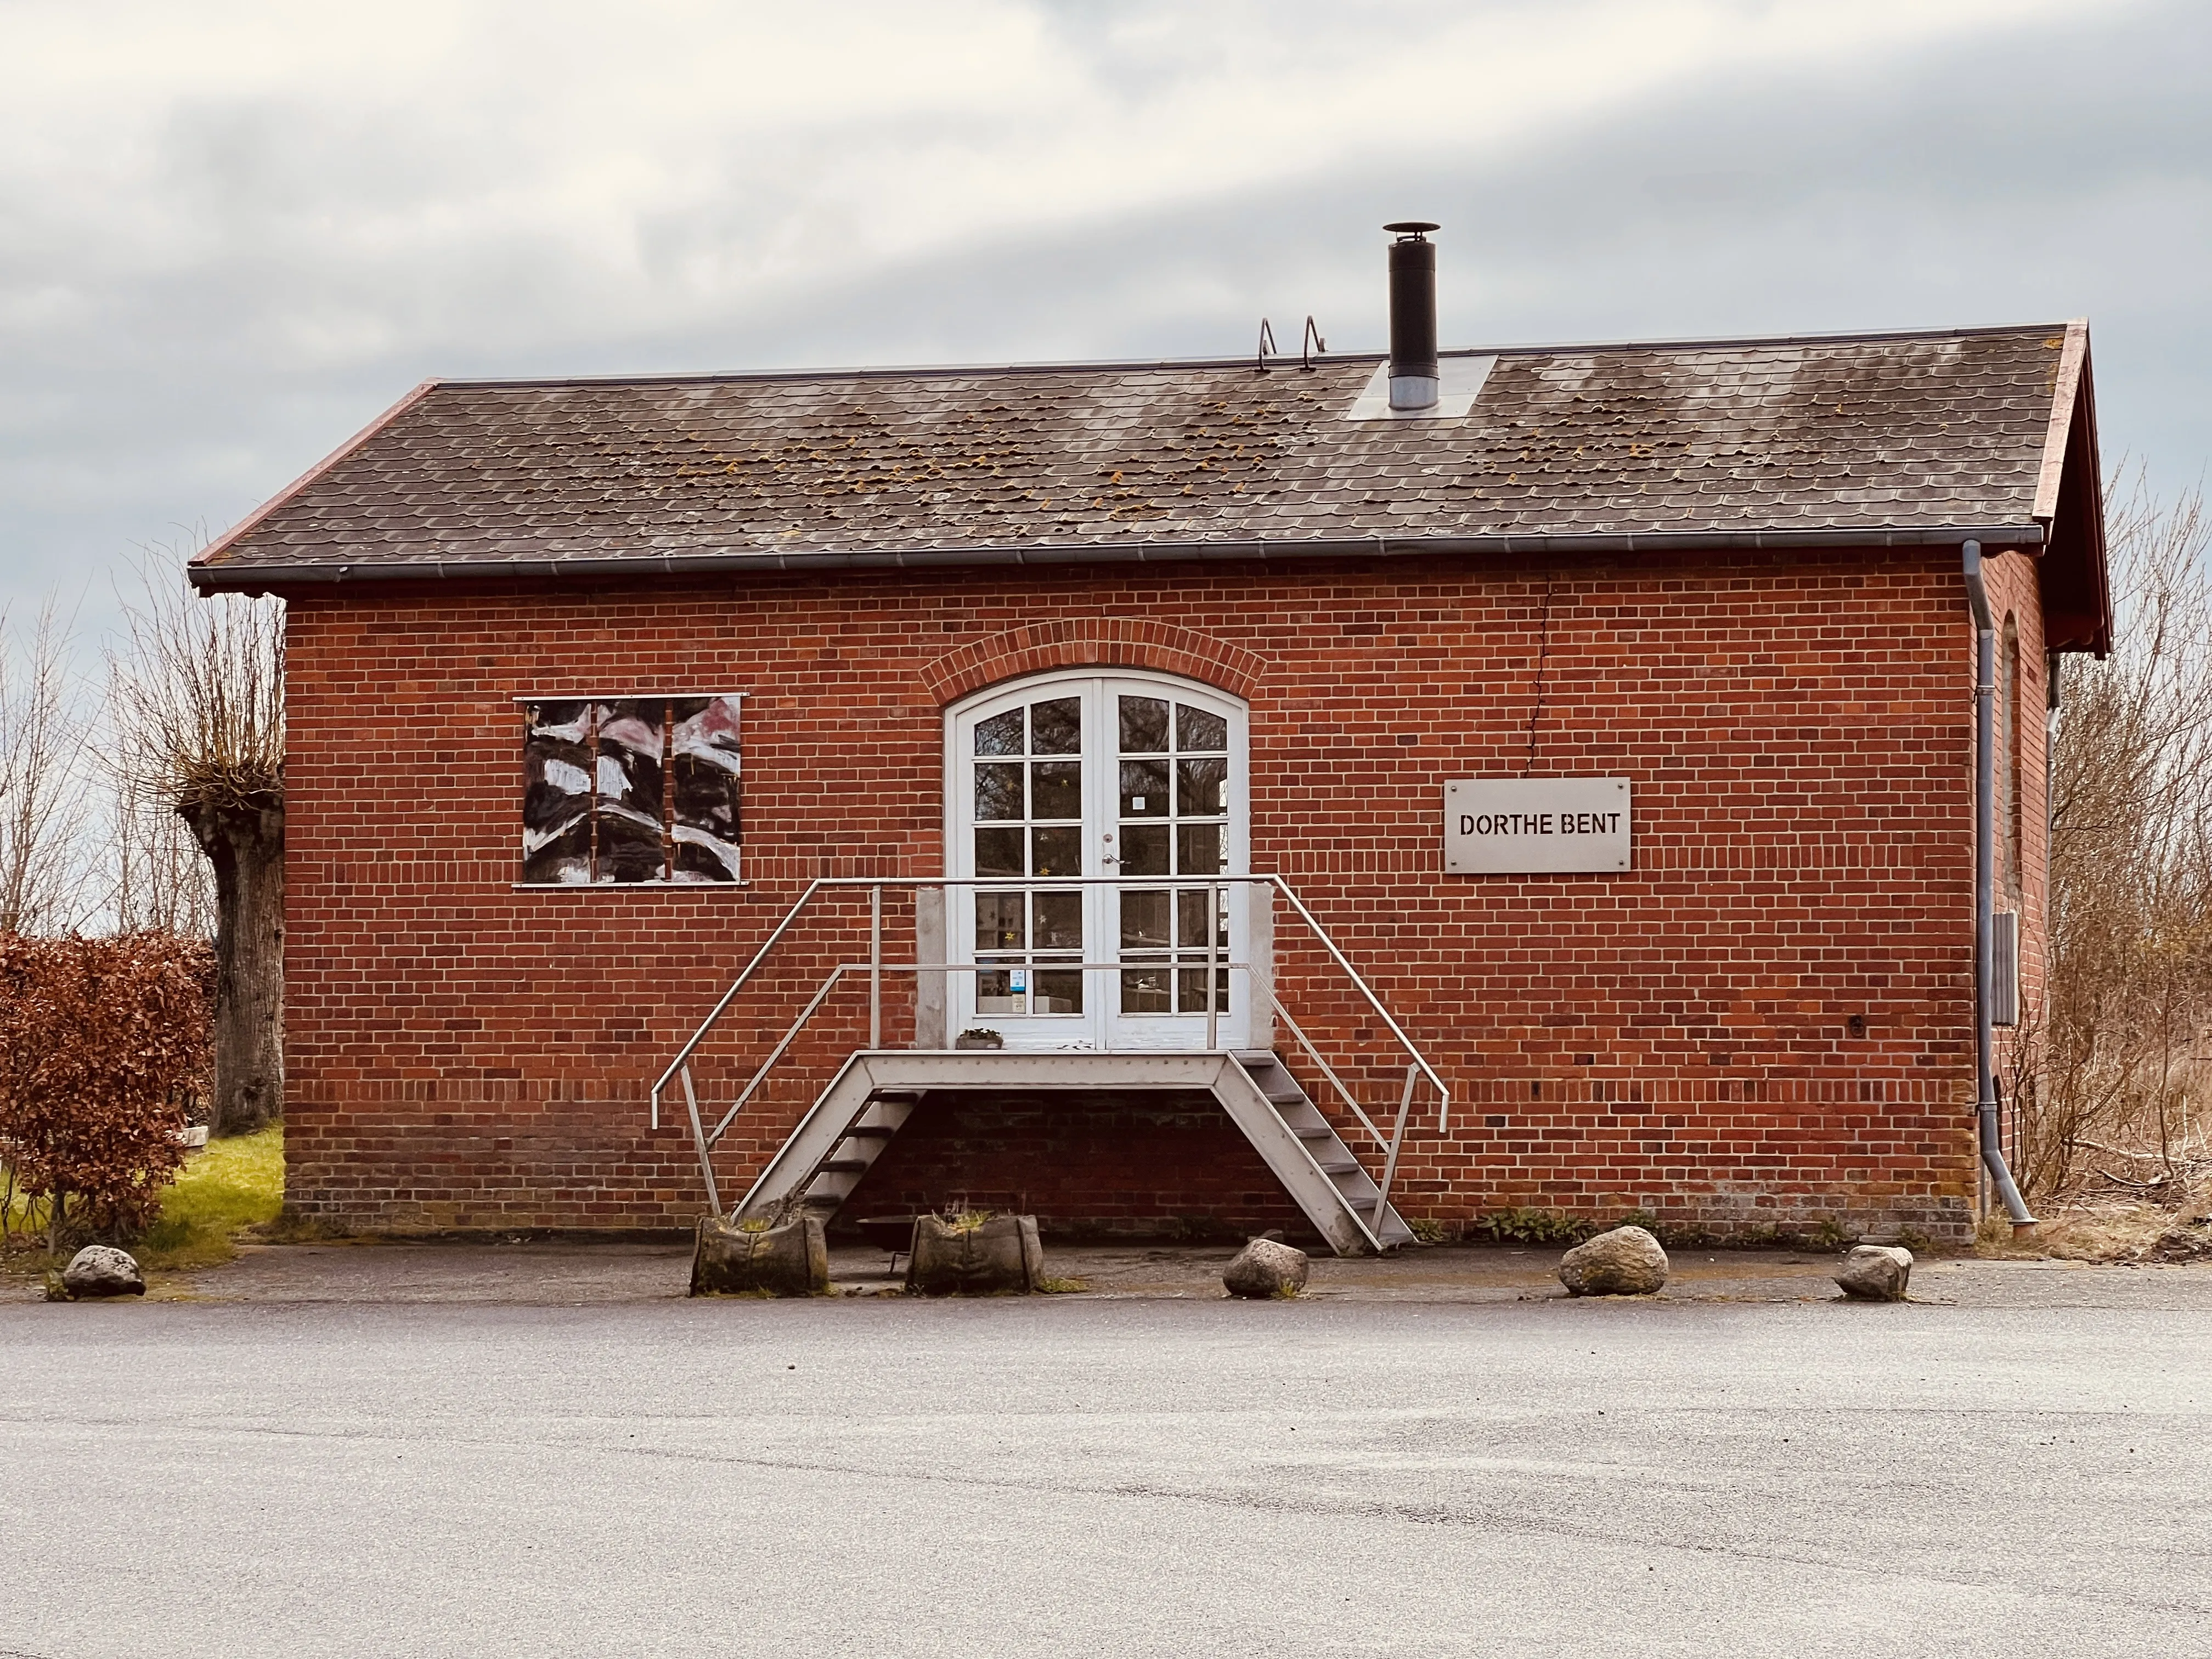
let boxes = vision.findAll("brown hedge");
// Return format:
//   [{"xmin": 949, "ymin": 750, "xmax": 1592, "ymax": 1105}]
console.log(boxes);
[{"xmin": 0, "ymin": 933, "xmax": 213, "ymax": 1245}]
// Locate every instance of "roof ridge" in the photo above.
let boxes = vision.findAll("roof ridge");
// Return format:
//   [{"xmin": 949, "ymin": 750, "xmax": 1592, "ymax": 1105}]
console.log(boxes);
[{"xmin": 422, "ymin": 319, "xmax": 2078, "ymax": 394}]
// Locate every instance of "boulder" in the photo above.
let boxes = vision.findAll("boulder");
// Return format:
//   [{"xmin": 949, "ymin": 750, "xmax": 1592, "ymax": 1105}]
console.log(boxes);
[
  {"xmin": 1834, "ymin": 1244, "xmax": 1914, "ymax": 1301},
  {"xmin": 1558, "ymin": 1225, "xmax": 1669, "ymax": 1296},
  {"xmin": 61, "ymin": 1245, "xmax": 145, "ymax": 1300},
  {"xmin": 1223, "ymin": 1236, "xmax": 1309, "ymax": 1299},
  {"xmin": 690, "ymin": 1213, "xmax": 830, "ymax": 1297},
  {"xmin": 906, "ymin": 1213, "xmax": 1045, "ymax": 1295}
]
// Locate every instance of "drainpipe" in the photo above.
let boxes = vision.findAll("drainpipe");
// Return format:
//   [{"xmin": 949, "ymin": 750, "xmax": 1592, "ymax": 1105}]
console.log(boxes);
[{"xmin": 1962, "ymin": 541, "xmax": 2036, "ymax": 1231}]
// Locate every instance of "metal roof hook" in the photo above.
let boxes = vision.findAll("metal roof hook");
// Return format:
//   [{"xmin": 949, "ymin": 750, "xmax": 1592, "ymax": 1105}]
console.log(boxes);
[
  {"xmin": 1301, "ymin": 316, "xmax": 1326, "ymax": 371},
  {"xmin": 1256, "ymin": 317, "xmax": 1278, "ymax": 373}
]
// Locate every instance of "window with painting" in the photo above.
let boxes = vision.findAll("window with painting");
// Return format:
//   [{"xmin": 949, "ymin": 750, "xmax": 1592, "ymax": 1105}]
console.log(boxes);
[{"xmin": 520, "ymin": 695, "xmax": 743, "ymax": 884}]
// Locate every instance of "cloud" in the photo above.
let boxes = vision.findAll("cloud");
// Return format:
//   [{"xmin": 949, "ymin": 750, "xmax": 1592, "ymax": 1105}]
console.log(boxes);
[{"xmin": 0, "ymin": 0, "xmax": 2202, "ymax": 639}]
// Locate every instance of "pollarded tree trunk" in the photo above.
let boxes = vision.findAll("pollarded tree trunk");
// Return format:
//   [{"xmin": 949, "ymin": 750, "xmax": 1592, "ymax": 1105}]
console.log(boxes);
[{"xmin": 180, "ymin": 795, "xmax": 284, "ymax": 1135}]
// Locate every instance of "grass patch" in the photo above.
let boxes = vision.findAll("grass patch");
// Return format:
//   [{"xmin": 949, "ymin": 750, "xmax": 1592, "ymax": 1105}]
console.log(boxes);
[
  {"xmin": 3, "ymin": 1174, "xmax": 45, "ymax": 1244},
  {"xmin": 132, "ymin": 1125, "xmax": 286, "ymax": 1270},
  {"xmin": 1976, "ymin": 1199, "xmax": 2212, "ymax": 1263},
  {"xmin": 1035, "ymin": 1276, "xmax": 1090, "ymax": 1294}
]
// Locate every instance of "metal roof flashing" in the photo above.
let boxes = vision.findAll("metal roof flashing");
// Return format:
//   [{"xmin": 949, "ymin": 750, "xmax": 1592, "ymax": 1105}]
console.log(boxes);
[{"xmin": 1345, "ymin": 354, "xmax": 1497, "ymax": 420}]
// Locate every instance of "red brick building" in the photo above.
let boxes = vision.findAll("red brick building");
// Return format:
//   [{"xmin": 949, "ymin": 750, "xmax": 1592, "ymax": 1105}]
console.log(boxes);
[{"xmin": 194, "ymin": 242, "xmax": 2107, "ymax": 1249}]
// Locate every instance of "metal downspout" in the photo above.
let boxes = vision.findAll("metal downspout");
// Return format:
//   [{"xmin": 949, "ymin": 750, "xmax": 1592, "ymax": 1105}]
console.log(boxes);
[{"xmin": 1962, "ymin": 542, "xmax": 2036, "ymax": 1229}]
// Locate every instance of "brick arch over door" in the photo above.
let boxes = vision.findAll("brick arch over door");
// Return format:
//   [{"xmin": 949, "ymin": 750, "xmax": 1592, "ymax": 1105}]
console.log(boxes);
[{"xmin": 919, "ymin": 618, "xmax": 1266, "ymax": 707}]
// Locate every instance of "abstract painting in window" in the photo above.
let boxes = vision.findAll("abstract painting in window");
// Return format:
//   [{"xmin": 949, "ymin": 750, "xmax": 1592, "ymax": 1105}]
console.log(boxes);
[{"xmin": 521, "ymin": 694, "xmax": 742, "ymax": 884}]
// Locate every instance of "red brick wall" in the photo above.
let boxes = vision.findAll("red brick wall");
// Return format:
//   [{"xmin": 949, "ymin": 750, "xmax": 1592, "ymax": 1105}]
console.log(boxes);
[
  {"xmin": 833, "ymin": 1090, "xmax": 1318, "ymax": 1244},
  {"xmin": 280, "ymin": 545, "xmax": 2051, "ymax": 1242}
]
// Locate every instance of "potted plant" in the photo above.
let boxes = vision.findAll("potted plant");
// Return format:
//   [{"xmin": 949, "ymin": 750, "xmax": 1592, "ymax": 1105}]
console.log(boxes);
[
  {"xmin": 689, "ymin": 1204, "xmax": 830, "ymax": 1297},
  {"xmin": 906, "ymin": 1208, "xmax": 1046, "ymax": 1295},
  {"xmin": 953, "ymin": 1026, "xmax": 1004, "ymax": 1051}
]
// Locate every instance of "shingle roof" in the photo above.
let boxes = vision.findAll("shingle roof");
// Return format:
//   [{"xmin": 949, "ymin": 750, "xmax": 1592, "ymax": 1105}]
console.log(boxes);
[{"xmin": 192, "ymin": 319, "xmax": 2109, "ymax": 650}]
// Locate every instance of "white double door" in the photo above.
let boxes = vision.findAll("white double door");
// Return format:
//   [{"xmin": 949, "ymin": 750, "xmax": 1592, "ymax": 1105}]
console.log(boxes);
[{"xmin": 947, "ymin": 673, "xmax": 1250, "ymax": 1051}]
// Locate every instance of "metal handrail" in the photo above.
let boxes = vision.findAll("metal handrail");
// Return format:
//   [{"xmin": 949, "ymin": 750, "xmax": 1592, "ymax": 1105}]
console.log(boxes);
[
  {"xmin": 652, "ymin": 875, "xmax": 1447, "ymax": 1105},
  {"xmin": 649, "ymin": 874, "xmax": 1451, "ymax": 1228},
  {"xmin": 694, "ymin": 957, "xmax": 1260, "ymax": 1149}
]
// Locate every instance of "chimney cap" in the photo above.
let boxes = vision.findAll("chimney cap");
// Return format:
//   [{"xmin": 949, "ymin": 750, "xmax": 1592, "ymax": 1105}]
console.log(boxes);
[{"xmin": 1384, "ymin": 221, "xmax": 1440, "ymax": 239}]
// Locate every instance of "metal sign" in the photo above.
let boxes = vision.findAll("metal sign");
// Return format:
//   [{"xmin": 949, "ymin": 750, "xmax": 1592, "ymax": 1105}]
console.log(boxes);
[{"xmin": 1444, "ymin": 777, "xmax": 1632, "ymax": 874}]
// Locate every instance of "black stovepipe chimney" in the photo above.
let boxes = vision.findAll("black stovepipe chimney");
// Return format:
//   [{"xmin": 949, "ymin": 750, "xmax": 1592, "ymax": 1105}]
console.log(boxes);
[{"xmin": 1384, "ymin": 221, "xmax": 1440, "ymax": 410}]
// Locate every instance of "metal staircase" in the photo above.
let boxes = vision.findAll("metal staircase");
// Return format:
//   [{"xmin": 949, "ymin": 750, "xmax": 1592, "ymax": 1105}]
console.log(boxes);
[
  {"xmin": 729, "ymin": 1063, "xmax": 923, "ymax": 1226},
  {"xmin": 724, "ymin": 1048, "xmax": 1415, "ymax": 1255},
  {"xmin": 1227, "ymin": 1051, "xmax": 1415, "ymax": 1251},
  {"xmin": 653, "ymin": 874, "xmax": 1449, "ymax": 1260}
]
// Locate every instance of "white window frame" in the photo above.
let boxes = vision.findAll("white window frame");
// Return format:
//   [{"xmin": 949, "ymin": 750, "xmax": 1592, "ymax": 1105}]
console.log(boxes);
[{"xmin": 942, "ymin": 669, "xmax": 1251, "ymax": 1052}]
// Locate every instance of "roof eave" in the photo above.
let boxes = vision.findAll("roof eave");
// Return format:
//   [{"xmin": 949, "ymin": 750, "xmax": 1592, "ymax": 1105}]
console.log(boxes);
[
  {"xmin": 2029, "ymin": 322, "xmax": 2112, "ymax": 657},
  {"xmin": 189, "ymin": 523, "xmax": 2052, "ymax": 596}
]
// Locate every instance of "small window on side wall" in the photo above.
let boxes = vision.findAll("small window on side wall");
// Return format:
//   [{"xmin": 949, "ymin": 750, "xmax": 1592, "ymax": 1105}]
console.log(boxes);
[{"xmin": 520, "ymin": 694, "xmax": 742, "ymax": 884}]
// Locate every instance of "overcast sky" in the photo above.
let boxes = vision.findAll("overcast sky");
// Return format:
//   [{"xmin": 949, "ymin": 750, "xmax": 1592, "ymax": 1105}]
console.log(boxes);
[{"xmin": 3, "ymin": 0, "xmax": 2207, "ymax": 640}]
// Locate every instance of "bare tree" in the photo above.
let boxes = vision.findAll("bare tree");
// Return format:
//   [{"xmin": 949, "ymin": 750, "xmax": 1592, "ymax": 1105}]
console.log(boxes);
[
  {"xmin": 0, "ymin": 599, "xmax": 93, "ymax": 936},
  {"xmin": 108, "ymin": 548, "xmax": 285, "ymax": 1136},
  {"xmin": 2027, "ymin": 476, "xmax": 2212, "ymax": 1202},
  {"xmin": 108, "ymin": 712, "xmax": 218, "ymax": 940}
]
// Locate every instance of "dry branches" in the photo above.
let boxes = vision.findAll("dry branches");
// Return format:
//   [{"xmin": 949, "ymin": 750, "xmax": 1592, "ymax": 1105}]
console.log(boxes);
[
  {"xmin": 108, "ymin": 545, "xmax": 284, "ymax": 819},
  {"xmin": 0, "ymin": 599, "xmax": 94, "ymax": 935},
  {"xmin": 2025, "ymin": 475, "xmax": 2212, "ymax": 1205}
]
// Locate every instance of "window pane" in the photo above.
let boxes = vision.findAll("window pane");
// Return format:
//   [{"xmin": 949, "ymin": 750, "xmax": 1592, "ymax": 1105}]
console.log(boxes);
[
  {"xmin": 597, "ymin": 807, "xmax": 665, "ymax": 885},
  {"xmin": 1177, "ymin": 965, "xmax": 1230, "ymax": 1013},
  {"xmin": 523, "ymin": 699, "xmax": 593, "ymax": 884},
  {"xmin": 1032, "ymin": 890, "xmax": 1084, "ymax": 951},
  {"xmin": 974, "ymin": 763, "xmax": 1024, "ymax": 821},
  {"xmin": 1031, "ymin": 697, "xmax": 1082, "ymax": 754},
  {"xmin": 1176, "ymin": 822, "xmax": 1223, "ymax": 875},
  {"xmin": 977, "ymin": 969, "xmax": 1022, "ymax": 1014},
  {"xmin": 1176, "ymin": 887, "xmax": 1227, "ymax": 950},
  {"xmin": 1119, "ymin": 696, "xmax": 1169, "ymax": 753},
  {"xmin": 597, "ymin": 699, "xmax": 663, "ymax": 796},
  {"xmin": 974, "ymin": 827, "xmax": 1025, "ymax": 877},
  {"xmin": 588, "ymin": 699, "xmax": 663, "ymax": 884},
  {"xmin": 1030, "ymin": 760, "xmax": 1082, "ymax": 821},
  {"xmin": 1031, "ymin": 970, "xmax": 1085, "ymax": 1015},
  {"xmin": 975, "ymin": 892, "xmax": 1026, "ymax": 953},
  {"xmin": 1120, "ymin": 824, "xmax": 1169, "ymax": 876},
  {"xmin": 1031, "ymin": 825, "xmax": 1083, "ymax": 877},
  {"xmin": 594, "ymin": 700, "xmax": 667, "ymax": 884},
  {"xmin": 974, "ymin": 709, "xmax": 1025, "ymax": 756},
  {"xmin": 522, "ymin": 815, "xmax": 590, "ymax": 885},
  {"xmin": 1119, "ymin": 758, "xmax": 1169, "ymax": 817},
  {"xmin": 1120, "ymin": 889, "xmax": 1171, "ymax": 953},
  {"xmin": 1176, "ymin": 704, "xmax": 1228, "ymax": 753},
  {"xmin": 1176, "ymin": 756, "xmax": 1226, "ymax": 817},
  {"xmin": 1120, "ymin": 964, "xmax": 1171, "ymax": 1014},
  {"xmin": 669, "ymin": 695, "xmax": 742, "ymax": 882}
]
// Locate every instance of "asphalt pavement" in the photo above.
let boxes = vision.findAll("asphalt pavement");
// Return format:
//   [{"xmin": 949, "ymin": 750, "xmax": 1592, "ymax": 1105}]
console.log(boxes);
[{"xmin": 3, "ymin": 1250, "xmax": 2209, "ymax": 1657}]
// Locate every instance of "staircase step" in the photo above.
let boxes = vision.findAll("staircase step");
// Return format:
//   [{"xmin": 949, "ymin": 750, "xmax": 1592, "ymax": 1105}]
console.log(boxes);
[
  {"xmin": 817, "ymin": 1158, "xmax": 871, "ymax": 1175},
  {"xmin": 839, "ymin": 1125, "xmax": 898, "ymax": 1139},
  {"xmin": 1222, "ymin": 1049, "xmax": 1415, "ymax": 1258}
]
